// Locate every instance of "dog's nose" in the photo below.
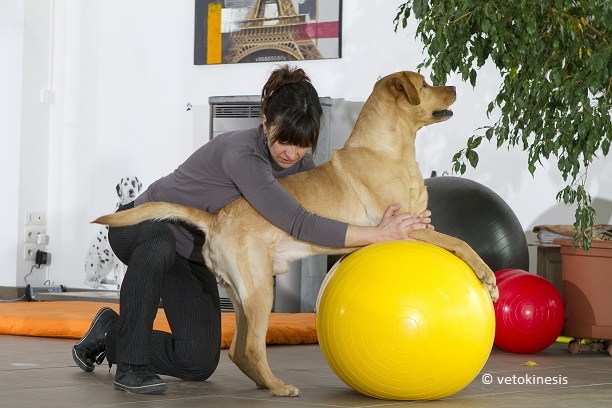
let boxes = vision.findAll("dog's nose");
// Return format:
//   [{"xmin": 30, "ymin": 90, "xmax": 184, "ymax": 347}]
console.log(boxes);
[{"xmin": 449, "ymin": 86, "xmax": 456, "ymax": 96}]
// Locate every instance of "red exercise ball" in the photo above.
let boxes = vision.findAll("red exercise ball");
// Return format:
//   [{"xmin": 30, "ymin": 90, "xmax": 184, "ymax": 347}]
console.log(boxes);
[
  {"xmin": 494, "ymin": 268, "xmax": 523, "ymax": 285},
  {"xmin": 493, "ymin": 269, "xmax": 565, "ymax": 354}
]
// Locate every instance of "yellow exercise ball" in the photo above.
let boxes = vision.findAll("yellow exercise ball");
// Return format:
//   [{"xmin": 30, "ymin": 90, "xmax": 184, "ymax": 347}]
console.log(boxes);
[{"xmin": 316, "ymin": 241, "xmax": 495, "ymax": 400}]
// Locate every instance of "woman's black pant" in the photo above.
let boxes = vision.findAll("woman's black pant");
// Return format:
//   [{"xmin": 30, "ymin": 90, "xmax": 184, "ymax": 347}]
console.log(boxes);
[{"xmin": 106, "ymin": 203, "xmax": 221, "ymax": 381}]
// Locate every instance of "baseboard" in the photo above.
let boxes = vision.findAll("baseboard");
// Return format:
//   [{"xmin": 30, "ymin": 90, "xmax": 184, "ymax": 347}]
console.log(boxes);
[{"xmin": 0, "ymin": 286, "xmax": 27, "ymax": 301}]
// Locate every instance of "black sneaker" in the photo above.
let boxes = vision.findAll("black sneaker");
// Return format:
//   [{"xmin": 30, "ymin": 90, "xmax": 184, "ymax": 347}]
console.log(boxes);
[
  {"xmin": 72, "ymin": 307, "xmax": 118, "ymax": 372},
  {"xmin": 114, "ymin": 363, "xmax": 167, "ymax": 394}
]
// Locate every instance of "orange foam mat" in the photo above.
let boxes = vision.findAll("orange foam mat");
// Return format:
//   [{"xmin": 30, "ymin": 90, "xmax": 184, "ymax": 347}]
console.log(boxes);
[{"xmin": 0, "ymin": 301, "xmax": 318, "ymax": 348}]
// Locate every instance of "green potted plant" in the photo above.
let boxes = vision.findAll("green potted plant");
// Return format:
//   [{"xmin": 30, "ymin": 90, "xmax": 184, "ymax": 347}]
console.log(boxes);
[{"xmin": 394, "ymin": 0, "xmax": 611, "ymax": 251}]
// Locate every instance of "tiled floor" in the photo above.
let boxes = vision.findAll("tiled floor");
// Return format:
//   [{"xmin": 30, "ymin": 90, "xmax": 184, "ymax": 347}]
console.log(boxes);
[{"xmin": 0, "ymin": 334, "xmax": 610, "ymax": 407}]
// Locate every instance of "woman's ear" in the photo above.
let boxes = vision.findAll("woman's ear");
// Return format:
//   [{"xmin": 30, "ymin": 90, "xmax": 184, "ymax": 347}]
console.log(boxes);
[{"xmin": 262, "ymin": 115, "xmax": 268, "ymax": 134}]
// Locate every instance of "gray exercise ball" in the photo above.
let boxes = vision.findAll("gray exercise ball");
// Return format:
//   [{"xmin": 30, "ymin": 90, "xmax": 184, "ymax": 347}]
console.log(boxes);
[{"xmin": 424, "ymin": 176, "xmax": 529, "ymax": 272}]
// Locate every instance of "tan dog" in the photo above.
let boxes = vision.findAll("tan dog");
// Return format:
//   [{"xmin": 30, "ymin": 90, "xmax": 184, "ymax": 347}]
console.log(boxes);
[{"xmin": 94, "ymin": 71, "xmax": 498, "ymax": 397}]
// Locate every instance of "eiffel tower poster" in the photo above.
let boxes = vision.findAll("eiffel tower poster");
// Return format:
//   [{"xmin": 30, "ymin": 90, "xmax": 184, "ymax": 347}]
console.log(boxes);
[{"xmin": 194, "ymin": 0, "xmax": 342, "ymax": 65}]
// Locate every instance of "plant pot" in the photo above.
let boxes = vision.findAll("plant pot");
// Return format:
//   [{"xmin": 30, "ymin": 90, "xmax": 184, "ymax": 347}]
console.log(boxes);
[{"xmin": 554, "ymin": 238, "xmax": 612, "ymax": 340}]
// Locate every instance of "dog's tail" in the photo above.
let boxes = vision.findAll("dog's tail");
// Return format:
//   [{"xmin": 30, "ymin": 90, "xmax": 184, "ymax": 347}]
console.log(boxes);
[{"xmin": 92, "ymin": 202, "xmax": 215, "ymax": 235}]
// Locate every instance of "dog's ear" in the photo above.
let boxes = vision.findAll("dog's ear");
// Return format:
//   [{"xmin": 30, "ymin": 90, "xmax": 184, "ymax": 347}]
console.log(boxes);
[
  {"xmin": 389, "ymin": 75, "xmax": 421, "ymax": 106},
  {"xmin": 135, "ymin": 176, "xmax": 142, "ymax": 192},
  {"xmin": 116, "ymin": 181, "xmax": 122, "ymax": 198}
]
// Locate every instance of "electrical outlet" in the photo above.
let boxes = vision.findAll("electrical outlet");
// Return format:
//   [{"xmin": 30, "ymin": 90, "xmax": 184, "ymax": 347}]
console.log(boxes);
[
  {"xmin": 24, "ymin": 244, "xmax": 37, "ymax": 260},
  {"xmin": 24, "ymin": 227, "xmax": 46, "ymax": 243},
  {"xmin": 25, "ymin": 211, "xmax": 46, "ymax": 225},
  {"xmin": 40, "ymin": 89, "xmax": 56, "ymax": 104}
]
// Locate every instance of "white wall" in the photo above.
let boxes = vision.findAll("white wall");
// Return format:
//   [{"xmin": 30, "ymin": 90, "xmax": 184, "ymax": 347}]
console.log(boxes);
[
  {"xmin": 2, "ymin": 0, "xmax": 611, "ymax": 289},
  {"xmin": 0, "ymin": 0, "xmax": 25, "ymax": 288}
]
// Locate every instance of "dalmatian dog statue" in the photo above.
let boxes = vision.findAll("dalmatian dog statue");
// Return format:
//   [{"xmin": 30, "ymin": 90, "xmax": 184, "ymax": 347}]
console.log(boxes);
[{"xmin": 84, "ymin": 176, "xmax": 142, "ymax": 289}]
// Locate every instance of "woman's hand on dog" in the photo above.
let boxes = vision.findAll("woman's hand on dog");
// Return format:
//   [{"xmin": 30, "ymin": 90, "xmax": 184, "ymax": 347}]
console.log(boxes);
[
  {"xmin": 344, "ymin": 204, "xmax": 434, "ymax": 247},
  {"xmin": 378, "ymin": 204, "xmax": 434, "ymax": 240}
]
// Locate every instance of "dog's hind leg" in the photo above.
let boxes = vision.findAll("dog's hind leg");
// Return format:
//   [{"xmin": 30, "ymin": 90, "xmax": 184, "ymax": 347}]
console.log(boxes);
[{"xmin": 226, "ymin": 263, "xmax": 300, "ymax": 396}]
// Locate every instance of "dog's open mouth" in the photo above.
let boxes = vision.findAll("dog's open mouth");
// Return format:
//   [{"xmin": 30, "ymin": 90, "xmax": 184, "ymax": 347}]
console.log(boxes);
[{"xmin": 433, "ymin": 109, "xmax": 453, "ymax": 118}]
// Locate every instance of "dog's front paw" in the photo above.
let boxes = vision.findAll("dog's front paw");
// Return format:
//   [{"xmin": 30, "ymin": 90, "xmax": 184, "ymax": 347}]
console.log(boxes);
[
  {"xmin": 487, "ymin": 282, "xmax": 499, "ymax": 302},
  {"xmin": 480, "ymin": 272, "xmax": 499, "ymax": 302},
  {"xmin": 474, "ymin": 264, "xmax": 498, "ymax": 302},
  {"xmin": 269, "ymin": 383, "xmax": 300, "ymax": 397}
]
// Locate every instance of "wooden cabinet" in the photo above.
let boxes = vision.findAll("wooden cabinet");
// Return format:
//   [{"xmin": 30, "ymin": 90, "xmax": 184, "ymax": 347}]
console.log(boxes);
[{"xmin": 535, "ymin": 244, "xmax": 563, "ymax": 296}]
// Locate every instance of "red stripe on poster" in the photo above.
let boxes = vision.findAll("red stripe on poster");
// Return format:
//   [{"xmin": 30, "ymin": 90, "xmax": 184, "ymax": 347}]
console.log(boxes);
[{"xmin": 304, "ymin": 21, "xmax": 339, "ymax": 39}]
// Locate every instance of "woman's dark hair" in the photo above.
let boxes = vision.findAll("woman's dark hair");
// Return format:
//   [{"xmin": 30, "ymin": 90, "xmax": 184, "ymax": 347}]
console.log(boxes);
[{"xmin": 261, "ymin": 65, "xmax": 323, "ymax": 156}]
